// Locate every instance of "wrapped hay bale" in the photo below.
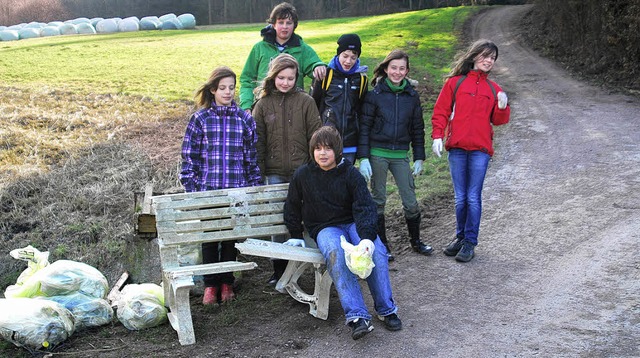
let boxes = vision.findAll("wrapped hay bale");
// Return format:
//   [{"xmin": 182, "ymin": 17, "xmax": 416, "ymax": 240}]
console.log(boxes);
[
  {"xmin": 140, "ymin": 16, "xmax": 161, "ymax": 30},
  {"xmin": 90, "ymin": 17, "xmax": 104, "ymax": 28},
  {"xmin": 76, "ymin": 23, "xmax": 96, "ymax": 35},
  {"xmin": 161, "ymin": 18, "xmax": 183, "ymax": 30},
  {"xmin": 59, "ymin": 23, "xmax": 78, "ymax": 35},
  {"xmin": 0, "ymin": 30, "xmax": 20, "ymax": 41},
  {"xmin": 159, "ymin": 13, "xmax": 177, "ymax": 22},
  {"xmin": 96, "ymin": 18, "xmax": 118, "ymax": 33},
  {"xmin": 18, "ymin": 28, "xmax": 40, "ymax": 40},
  {"xmin": 118, "ymin": 17, "xmax": 140, "ymax": 32},
  {"xmin": 178, "ymin": 13, "xmax": 196, "ymax": 29},
  {"xmin": 71, "ymin": 17, "xmax": 91, "ymax": 25},
  {"xmin": 41, "ymin": 26, "xmax": 61, "ymax": 37}
]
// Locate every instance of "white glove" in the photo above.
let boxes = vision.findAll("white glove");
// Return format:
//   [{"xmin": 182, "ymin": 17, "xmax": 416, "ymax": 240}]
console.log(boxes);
[
  {"xmin": 412, "ymin": 160, "xmax": 423, "ymax": 176},
  {"xmin": 497, "ymin": 91, "xmax": 508, "ymax": 110},
  {"xmin": 432, "ymin": 138, "xmax": 443, "ymax": 158},
  {"xmin": 359, "ymin": 159, "xmax": 372, "ymax": 182},
  {"xmin": 283, "ymin": 238, "xmax": 306, "ymax": 248}
]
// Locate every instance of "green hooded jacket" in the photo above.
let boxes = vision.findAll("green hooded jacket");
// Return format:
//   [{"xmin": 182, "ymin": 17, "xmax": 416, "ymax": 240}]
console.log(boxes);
[{"xmin": 239, "ymin": 26, "xmax": 324, "ymax": 110}]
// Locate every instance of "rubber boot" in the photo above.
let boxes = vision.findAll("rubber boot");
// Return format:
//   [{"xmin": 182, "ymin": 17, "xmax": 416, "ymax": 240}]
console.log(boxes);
[
  {"xmin": 202, "ymin": 286, "xmax": 218, "ymax": 305},
  {"xmin": 406, "ymin": 214, "xmax": 433, "ymax": 255},
  {"xmin": 377, "ymin": 214, "xmax": 394, "ymax": 261},
  {"xmin": 268, "ymin": 259, "xmax": 288, "ymax": 285},
  {"xmin": 220, "ymin": 283, "xmax": 235, "ymax": 303}
]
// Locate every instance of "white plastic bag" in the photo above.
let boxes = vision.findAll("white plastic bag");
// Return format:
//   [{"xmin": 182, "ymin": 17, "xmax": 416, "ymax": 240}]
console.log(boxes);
[
  {"xmin": 0, "ymin": 298, "xmax": 75, "ymax": 351},
  {"xmin": 116, "ymin": 283, "xmax": 167, "ymax": 330},
  {"xmin": 42, "ymin": 292, "xmax": 113, "ymax": 330},
  {"xmin": 5, "ymin": 258, "xmax": 109, "ymax": 299},
  {"xmin": 340, "ymin": 235, "xmax": 375, "ymax": 279}
]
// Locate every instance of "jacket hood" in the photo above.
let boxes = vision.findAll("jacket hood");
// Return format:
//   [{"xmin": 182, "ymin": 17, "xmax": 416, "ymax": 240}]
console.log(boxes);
[{"xmin": 260, "ymin": 24, "xmax": 301, "ymax": 47}]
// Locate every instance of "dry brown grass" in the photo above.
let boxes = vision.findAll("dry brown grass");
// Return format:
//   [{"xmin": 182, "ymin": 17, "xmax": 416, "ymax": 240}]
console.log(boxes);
[{"xmin": 0, "ymin": 85, "xmax": 194, "ymax": 289}]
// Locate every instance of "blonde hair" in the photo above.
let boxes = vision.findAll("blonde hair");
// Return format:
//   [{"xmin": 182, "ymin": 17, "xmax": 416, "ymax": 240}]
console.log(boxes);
[
  {"xmin": 254, "ymin": 53, "xmax": 300, "ymax": 99},
  {"xmin": 194, "ymin": 66, "xmax": 236, "ymax": 109},
  {"xmin": 446, "ymin": 39, "xmax": 499, "ymax": 79}
]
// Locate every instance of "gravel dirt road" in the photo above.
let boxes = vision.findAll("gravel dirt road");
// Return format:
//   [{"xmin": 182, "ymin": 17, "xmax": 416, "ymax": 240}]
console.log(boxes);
[
  {"xmin": 4, "ymin": 5, "xmax": 638, "ymax": 358},
  {"xmin": 301, "ymin": 4, "xmax": 640, "ymax": 357}
]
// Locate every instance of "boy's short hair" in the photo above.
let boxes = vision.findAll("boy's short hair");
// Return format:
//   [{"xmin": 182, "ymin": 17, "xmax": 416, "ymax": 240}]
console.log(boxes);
[
  {"xmin": 268, "ymin": 2, "xmax": 298, "ymax": 29},
  {"xmin": 309, "ymin": 126, "xmax": 343, "ymax": 162}
]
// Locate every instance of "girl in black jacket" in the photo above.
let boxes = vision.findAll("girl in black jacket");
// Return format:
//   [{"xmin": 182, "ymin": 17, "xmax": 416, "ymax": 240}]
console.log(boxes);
[{"xmin": 357, "ymin": 49, "xmax": 433, "ymax": 259}]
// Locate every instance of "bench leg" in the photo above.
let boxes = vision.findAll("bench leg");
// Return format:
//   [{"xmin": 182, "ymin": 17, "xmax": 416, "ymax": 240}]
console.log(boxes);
[
  {"xmin": 165, "ymin": 274, "xmax": 196, "ymax": 345},
  {"xmin": 277, "ymin": 261, "xmax": 333, "ymax": 320}
]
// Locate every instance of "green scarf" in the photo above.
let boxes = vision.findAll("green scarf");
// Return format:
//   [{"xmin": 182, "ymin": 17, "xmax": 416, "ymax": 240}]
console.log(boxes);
[{"xmin": 385, "ymin": 78, "xmax": 407, "ymax": 93}]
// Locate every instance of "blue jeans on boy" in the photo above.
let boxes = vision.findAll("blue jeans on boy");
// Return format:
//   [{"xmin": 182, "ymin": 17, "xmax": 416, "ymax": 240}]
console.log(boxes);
[
  {"xmin": 316, "ymin": 223, "xmax": 398, "ymax": 324},
  {"xmin": 448, "ymin": 148, "xmax": 491, "ymax": 246}
]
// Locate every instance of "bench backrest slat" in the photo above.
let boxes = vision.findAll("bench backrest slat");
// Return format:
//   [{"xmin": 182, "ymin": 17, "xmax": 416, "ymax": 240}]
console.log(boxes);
[{"xmin": 151, "ymin": 183, "xmax": 291, "ymax": 248}]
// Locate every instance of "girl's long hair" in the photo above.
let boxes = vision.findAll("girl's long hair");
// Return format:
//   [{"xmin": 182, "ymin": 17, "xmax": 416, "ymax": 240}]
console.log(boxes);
[
  {"xmin": 371, "ymin": 49, "xmax": 410, "ymax": 87},
  {"xmin": 194, "ymin": 66, "xmax": 236, "ymax": 109},
  {"xmin": 254, "ymin": 53, "xmax": 299, "ymax": 99},
  {"xmin": 446, "ymin": 39, "xmax": 499, "ymax": 79}
]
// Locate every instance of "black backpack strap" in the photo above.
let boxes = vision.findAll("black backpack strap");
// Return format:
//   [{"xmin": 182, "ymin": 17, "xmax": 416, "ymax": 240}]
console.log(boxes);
[{"xmin": 451, "ymin": 75, "xmax": 466, "ymax": 110}]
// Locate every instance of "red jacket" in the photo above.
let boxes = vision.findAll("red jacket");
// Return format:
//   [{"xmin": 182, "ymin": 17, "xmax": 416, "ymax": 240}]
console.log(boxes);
[{"xmin": 431, "ymin": 70, "xmax": 510, "ymax": 156}]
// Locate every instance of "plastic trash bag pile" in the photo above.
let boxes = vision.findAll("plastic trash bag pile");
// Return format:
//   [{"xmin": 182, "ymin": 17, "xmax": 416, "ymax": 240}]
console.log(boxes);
[
  {"xmin": 0, "ymin": 245, "xmax": 167, "ymax": 352},
  {"xmin": 340, "ymin": 235, "xmax": 375, "ymax": 279}
]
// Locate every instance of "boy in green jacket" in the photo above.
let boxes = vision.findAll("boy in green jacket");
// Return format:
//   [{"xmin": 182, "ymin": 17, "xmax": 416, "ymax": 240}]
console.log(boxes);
[{"xmin": 239, "ymin": 2, "xmax": 326, "ymax": 112}]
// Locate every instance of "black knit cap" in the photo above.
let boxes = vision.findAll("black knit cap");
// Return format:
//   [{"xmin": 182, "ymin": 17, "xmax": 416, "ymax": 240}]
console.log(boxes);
[{"xmin": 336, "ymin": 34, "xmax": 362, "ymax": 56}]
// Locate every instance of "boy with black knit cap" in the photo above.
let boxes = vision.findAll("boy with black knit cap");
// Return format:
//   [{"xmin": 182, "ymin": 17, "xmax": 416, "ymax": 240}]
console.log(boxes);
[{"xmin": 311, "ymin": 33, "xmax": 368, "ymax": 166}]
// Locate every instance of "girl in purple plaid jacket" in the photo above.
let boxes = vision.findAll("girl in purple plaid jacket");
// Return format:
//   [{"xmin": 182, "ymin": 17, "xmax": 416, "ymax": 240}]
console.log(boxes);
[{"xmin": 180, "ymin": 66, "xmax": 263, "ymax": 305}]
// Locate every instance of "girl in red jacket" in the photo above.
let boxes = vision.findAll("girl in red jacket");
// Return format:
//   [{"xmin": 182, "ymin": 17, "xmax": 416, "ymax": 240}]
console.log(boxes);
[{"xmin": 431, "ymin": 39, "xmax": 511, "ymax": 262}]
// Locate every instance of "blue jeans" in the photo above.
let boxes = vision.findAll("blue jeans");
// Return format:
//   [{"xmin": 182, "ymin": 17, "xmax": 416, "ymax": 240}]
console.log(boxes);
[
  {"xmin": 448, "ymin": 148, "xmax": 491, "ymax": 246},
  {"xmin": 316, "ymin": 223, "xmax": 397, "ymax": 324}
]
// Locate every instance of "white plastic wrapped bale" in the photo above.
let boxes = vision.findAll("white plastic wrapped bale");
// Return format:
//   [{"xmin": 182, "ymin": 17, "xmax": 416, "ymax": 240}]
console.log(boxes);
[
  {"xmin": 8, "ymin": 24, "xmax": 24, "ymax": 30},
  {"xmin": 59, "ymin": 23, "xmax": 78, "ymax": 35},
  {"xmin": 0, "ymin": 298, "xmax": 75, "ymax": 351},
  {"xmin": 42, "ymin": 293, "xmax": 113, "ymax": 330},
  {"xmin": 76, "ymin": 23, "xmax": 96, "ymax": 35},
  {"xmin": 40, "ymin": 26, "xmax": 61, "ymax": 37},
  {"xmin": 19, "ymin": 28, "xmax": 40, "ymax": 39},
  {"xmin": 0, "ymin": 30, "xmax": 20, "ymax": 41},
  {"xmin": 71, "ymin": 17, "xmax": 91, "ymax": 25},
  {"xmin": 116, "ymin": 283, "xmax": 167, "ymax": 330},
  {"xmin": 139, "ymin": 16, "xmax": 161, "ymax": 30},
  {"xmin": 118, "ymin": 17, "xmax": 140, "ymax": 32},
  {"xmin": 90, "ymin": 17, "xmax": 104, "ymax": 28},
  {"xmin": 96, "ymin": 18, "xmax": 118, "ymax": 33},
  {"xmin": 25, "ymin": 22, "xmax": 45, "ymax": 29},
  {"xmin": 47, "ymin": 21, "xmax": 64, "ymax": 27},
  {"xmin": 159, "ymin": 13, "xmax": 177, "ymax": 22},
  {"xmin": 178, "ymin": 13, "xmax": 196, "ymax": 29},
  {"xmin": 161, "ymin": 18, "xmax": 183, "ymax": 30}
]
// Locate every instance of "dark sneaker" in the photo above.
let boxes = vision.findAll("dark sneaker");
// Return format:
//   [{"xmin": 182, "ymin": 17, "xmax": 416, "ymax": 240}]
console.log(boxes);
[
  {"xmin": 377, "ymin": 313, "xmax": 402, "ymax": 331},
  {"xmin": 410, "ymin": 240, "xmax": 433, "ymax": 255},
  {"xmin": 443, "ymin": 237, "xmax": 463, "ymax": 256},
  {"xmin": 387, "ymin": 253, "xmax": 395, "ymax": 262},
  {"xmin": 455, "ymin": 242, "xmax": 475, "ymax": 262},
  {"xmin": 348, "ymin": 318, "xmax": 374, "ymax": 340}
]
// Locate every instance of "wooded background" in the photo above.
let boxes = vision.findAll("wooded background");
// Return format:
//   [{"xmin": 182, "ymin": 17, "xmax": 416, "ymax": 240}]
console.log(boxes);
[
  {"xmin": 528, "ymin": 0, "xmax": 640, "ymax": 91},
  {"xmin": 1, "ymin": 0, "xmax": 520, "ymax": 26}
]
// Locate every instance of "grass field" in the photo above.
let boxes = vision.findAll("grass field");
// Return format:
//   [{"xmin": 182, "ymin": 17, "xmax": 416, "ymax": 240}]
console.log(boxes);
[
  {"xmin": 0, "ymin": 6, "xmax": 482, "ymax": 294},
  {"xmin": 0, "ymin": 7, "xmax": 476, "ymax": 101}
]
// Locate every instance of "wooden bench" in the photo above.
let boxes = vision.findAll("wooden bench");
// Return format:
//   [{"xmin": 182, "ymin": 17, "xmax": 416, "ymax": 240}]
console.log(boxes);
[{"xmin": 151, "ymin": 183, "xmax": 332, "ymax": 346}]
